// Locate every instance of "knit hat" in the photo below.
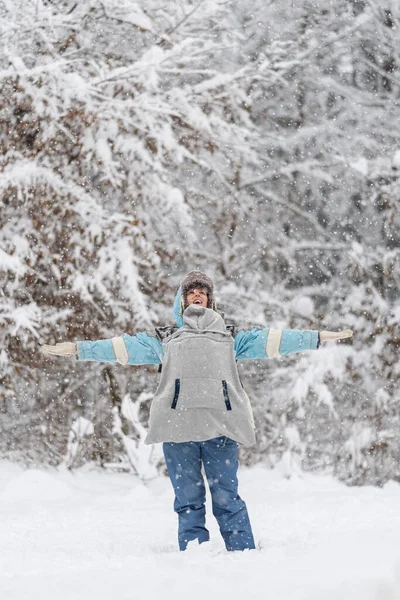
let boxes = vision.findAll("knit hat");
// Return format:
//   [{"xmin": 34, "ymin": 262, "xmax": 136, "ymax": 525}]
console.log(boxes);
[{"xmin": 181, "ymin": 270, "xmax": 216, "ymax": 310}]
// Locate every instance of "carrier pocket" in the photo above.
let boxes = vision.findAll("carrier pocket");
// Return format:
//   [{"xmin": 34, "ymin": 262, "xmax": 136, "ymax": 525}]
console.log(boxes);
[
  {"xmin": 168, "ymin": 379, "xmax": 233, "ymax": 411},
  {"xmin": 222, "ymin": 380, "xmax": 232, "ymax": 411},
  {"xmin": 171, "ymin": 379, "xmax": 181, "ymax": 409}
]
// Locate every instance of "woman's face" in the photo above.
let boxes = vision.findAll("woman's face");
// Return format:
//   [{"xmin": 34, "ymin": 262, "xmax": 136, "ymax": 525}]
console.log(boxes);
[{"xmin": 186, "ymin": 287, "xmax": 209, "ymax": 307}]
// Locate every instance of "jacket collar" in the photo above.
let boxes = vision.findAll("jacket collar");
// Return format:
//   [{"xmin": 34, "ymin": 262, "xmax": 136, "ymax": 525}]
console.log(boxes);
[{"xmin": 182, "ymin": 305, "xmax": 227, "ymax": 333}]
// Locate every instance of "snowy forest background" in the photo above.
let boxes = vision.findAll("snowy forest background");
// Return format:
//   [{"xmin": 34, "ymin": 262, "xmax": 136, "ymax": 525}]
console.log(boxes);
[{"xmin": 1, "ymin": 0, "xmax": 399, "ymax": 486}]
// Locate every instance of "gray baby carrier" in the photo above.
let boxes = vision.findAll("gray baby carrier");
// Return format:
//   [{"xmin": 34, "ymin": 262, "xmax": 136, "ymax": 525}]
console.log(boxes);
[{"xmin": 145, "ymin": 305, "xmax": 255, "ymax": 446}]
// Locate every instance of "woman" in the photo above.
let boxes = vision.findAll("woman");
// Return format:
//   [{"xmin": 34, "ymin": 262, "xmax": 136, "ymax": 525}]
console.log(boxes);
[{"xmin": 42, "ymin": 270, "xmax": 353, "ymax": 551}]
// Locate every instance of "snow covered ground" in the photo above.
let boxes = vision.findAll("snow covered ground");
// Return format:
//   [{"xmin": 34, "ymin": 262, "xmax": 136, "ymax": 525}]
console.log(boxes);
[{"xmin": 1, "ymin": 461, "xmax": 400, "ymax": 600}]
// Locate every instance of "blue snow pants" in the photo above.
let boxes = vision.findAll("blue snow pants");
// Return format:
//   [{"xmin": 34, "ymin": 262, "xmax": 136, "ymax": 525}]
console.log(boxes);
[{"xmin": 163, "ymin": 436, "xmax": 255, "ymax": 552}]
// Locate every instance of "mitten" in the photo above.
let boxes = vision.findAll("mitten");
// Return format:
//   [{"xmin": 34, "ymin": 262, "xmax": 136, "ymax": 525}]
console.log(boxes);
[
  {"xmin": 41, "ymin": 342, "xmax": 78, "ymax": 356},
  {"xmin": 319, "ymin": 329, "xmax": 353, "ymax": 342}
]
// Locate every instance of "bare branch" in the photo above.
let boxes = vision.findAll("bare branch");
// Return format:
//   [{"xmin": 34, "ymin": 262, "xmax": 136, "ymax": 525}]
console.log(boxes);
[{"xmin": 167, "ymin": 0, "xmax": 204, "ymax": 36}]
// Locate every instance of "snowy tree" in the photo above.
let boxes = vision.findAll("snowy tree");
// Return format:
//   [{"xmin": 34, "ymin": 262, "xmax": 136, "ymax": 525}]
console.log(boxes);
[
  {"xmin": 230, "ymin": 0, "xmax": 400, "ymax": 484},
  {"xmin": 0, "ymin": 0, "xmax": 261, "ymax": 465},
  {"xmin": 1, "ymin": 0, "xmax": 399, "ymax": 484}
]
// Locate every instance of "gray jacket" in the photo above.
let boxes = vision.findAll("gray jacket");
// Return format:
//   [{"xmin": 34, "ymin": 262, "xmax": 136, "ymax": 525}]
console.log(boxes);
[{"xmin": 145, "ymin": 305, "xmax": 256, "ymax": 447}]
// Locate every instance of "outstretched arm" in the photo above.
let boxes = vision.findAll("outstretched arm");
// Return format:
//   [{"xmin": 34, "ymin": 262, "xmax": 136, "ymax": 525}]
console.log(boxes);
[
  {"xmin": 234, "ymin": 327, "xmax": 353, "ymax": 360},
  {"xmin": 41, "ymin": 332, "xmax": 163, "ymax": 366}
]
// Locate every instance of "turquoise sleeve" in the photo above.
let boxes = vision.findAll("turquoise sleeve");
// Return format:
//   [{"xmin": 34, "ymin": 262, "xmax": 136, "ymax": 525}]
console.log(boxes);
[
  {"xmin": 77, "ymin": 332, "xmax": 163, "ymax": 365},
  {"xmin": 279, "ymin": 329, "xmax": 319, "ymax": 356},
  {"xmin": 77, "ymin": 339, "xmax": 116, "ymax": 362},
  {"xmin": 234, "ymin": 328, "xmax": 269, "ymax": 359},
  {"xmin": 234, "ymin": 328, "xmax": 319, "ymax": 360}
]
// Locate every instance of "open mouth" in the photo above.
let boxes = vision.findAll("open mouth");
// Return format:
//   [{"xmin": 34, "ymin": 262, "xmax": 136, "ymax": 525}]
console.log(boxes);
[{"xmin": 194, "ymin": 299, "xmax": 202, "ymax": 304}]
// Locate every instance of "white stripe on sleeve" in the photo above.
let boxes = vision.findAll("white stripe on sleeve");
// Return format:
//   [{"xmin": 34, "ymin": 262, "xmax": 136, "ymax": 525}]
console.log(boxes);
[
  {"xmin": 266, "ymin": 329, "xmax": 282, "ymax": 358},
  {"xmin": 111, "ymin": 336, "xmax": 129, "ymax": 365}
]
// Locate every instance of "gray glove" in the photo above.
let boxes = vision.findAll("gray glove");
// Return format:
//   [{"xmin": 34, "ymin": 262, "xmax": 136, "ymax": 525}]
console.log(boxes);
[
  {"xmin": 41, "ymin": 342, "xmax": 78, "ymax": 356},
  {"xmin": 319, "ymin": 329, "xmax": 353, "ymax": 342}
]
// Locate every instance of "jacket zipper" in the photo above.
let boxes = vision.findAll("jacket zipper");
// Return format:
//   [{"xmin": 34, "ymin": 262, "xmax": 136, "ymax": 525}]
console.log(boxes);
[
  {"xmin": 222, "ymin": 380, "xmax": 232, "ymax": 411},
  {"xmin": 171, "ymin": 379, "xmax": 180, "ymax": 409}
]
